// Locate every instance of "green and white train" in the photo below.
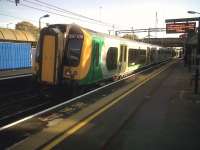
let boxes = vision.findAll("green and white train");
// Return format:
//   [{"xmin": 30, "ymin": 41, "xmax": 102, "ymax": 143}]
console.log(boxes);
[{"xmin": 33, "ymin": 24, "xmax": 174, "ymax": 86}]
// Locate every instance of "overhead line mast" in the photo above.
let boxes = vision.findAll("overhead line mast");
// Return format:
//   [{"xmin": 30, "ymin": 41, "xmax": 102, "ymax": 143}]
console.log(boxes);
[{"xmin": 15, "ymin": 0, "xmax": 19, "ymax": 5}]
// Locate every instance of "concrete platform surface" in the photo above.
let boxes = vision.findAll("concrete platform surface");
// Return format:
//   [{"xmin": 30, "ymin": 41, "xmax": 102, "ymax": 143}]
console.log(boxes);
[
  {"xmin": 105, "ymin": 61, "xmax": 200, "ymax": 150},
  {"xmin": 44, "ymin": 61, "xmax": 200, "ymax": 150}
]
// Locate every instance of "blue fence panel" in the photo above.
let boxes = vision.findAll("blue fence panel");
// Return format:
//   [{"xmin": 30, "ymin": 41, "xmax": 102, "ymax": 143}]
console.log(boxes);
[
  {"xmin": 18, "ymin": 43, "xmax": 22, "ymax": 68},
  {"xmin": 18, "ymin": 44, "xmax": 21, "ymax": 68},
  {"xmin": 0, "ymin": 42, "xmax": 32, "ymax": 71},
  {"xmin": 10, "ymin": 43, "xmax": 13, "ymax": 69},
  {"xmin": 20, "ymin": 44, "xmax": 23, "ymax": 68},
  {"xmin": 22, "ymin": 44, "xmax": 25, "ymax": 68},
  {"xmin": 4, "ymin": 43, "xmax": 8, "ymax": 70},
  {"xmin": 8, "ymin": 43, "xmax": 12, "ymax": 69},
  {"xmin": 27, "ymin": 44, "xmax": 32, "ymax": 67},
  {"xmin": 12, "ymin": 43, "xmax": 16, "ymax": 69},
  {"xmin": 2, "ymin": 43, "xmax": 5, "ymax": 70},
  {"xmin": 0, "ymin": 44, "xmax": 1, "ymax": 69},
  {"xmin": 0, "ymin": 44, "xmax": 3, "ymax": 70},
  {"xmin": 17, "ymin": 43, "xmax": 20, "ymax": 69},
  {"xmin": 24, "ymin": 44, "xmax": 27, "ymax": 67},
  {"xmin": 13, "ymin": 43, "xmax": 17, "ymax": 69},
  {"xmin": 0, "ymin": 43, "xmax": 3, "ymax": 70},
  {"xmin": 24, "ymin": 44, "xmax": 27, "ymax": 68}
]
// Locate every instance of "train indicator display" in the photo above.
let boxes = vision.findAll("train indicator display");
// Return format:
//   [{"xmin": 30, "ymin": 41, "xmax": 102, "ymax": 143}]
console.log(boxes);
[
  {"xmin": 166, "ymin": 22, "xmax": 196, "ymax": 33},
  {"xmin": 69, "ymin": 34, "xmax": 83, "ymax": 39}
]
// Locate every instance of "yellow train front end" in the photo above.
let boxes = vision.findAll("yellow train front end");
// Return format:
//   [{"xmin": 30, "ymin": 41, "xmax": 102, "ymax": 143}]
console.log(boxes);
[
  {"xmin": 62, "ymin": 25, "xmax": 92, "ymax": 83},
  {"xmin": 33, "ymin": 24, "xmax": 92, "ymax": 86},
  {"xmin": 33, "ymin": 24, "xmax": 66, "ymax": 85}
]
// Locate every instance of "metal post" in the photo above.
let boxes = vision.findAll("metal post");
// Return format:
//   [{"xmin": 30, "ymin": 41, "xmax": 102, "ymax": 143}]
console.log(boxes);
[
  {"xmin": 39, "ymin": 18, "xmax": 41, "ymax": 30},
  {"xmin": 148, "ymin": 28, "xmax": 150, "ymax": 43},
  {"xmin": 194, "ymin": 18, "xmax": 200, "ymax": 94},
  {"xmin": 39, "ymin": 14, "xmax": 50, "ymax": 31}
]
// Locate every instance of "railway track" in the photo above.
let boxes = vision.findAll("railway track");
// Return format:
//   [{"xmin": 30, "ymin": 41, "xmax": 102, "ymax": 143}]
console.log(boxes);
[
  {"xmin": 0, "ymin": 60, "xmax": 170, "ymax": 131},
  {"xmin": 0, "ymin": 76, "xmax": 34, "ymax": 99},
  {"xmin": 0, "ymin": 86, "xmax": 72, "ymax": 127}
]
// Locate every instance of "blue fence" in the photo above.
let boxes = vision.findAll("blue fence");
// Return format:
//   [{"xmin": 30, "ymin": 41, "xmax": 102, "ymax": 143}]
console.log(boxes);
[{"xmin": 0, "ymin": 42, "xmax": 32, "ymax": 71}]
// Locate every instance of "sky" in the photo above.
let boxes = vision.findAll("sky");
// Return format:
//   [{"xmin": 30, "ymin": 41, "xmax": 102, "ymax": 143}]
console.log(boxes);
[{"xmin": 0, "ymin": 0, "xmax": 200, "ymax": 38}]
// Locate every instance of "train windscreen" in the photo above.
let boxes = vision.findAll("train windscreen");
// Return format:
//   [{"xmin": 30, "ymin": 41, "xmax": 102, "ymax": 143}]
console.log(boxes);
[{"xmin": 64, "ymin": 27, "xmax": 83, "ymax": 67}]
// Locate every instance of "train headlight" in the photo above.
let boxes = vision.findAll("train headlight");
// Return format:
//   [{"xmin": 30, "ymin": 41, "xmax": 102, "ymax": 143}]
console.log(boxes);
[
  {"xmin": 64, "ymin": 69, "xmax": 77, "ymax": 79},
  {"xmin": 65, "ymin": 70, "xmax": 71, "ymax": 77}
]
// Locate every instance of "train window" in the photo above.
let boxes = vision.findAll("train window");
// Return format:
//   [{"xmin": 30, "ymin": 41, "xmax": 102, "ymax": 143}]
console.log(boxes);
[
  {"xmin": 106, "ymin": 47, "xmax": 118, "ymax": 70},
  {"xmin": 128, "ymin": 49, "xmax": 138, "ymax": 66},
  {"xmin": 120, "ymin": 45, "xmax": 127, "ymax": 62},
  {"xmin": 124, "ymin": 46, "xmax": 127, "ymax": 61},
  {"xmin": 119, "ymin": 47, "xmax": 123, "ymax": 62},
  {"xmin": 64, "ymin": 26, "xmax": 84, "ymax": 67},
  {"xmin": 140, "ymin": 49, "xmax": 146, "ymax": 55},
  {"xmin": 64, "ymin": 33, "xmax": 83, "ymax": 67},
  {"xmin": 67, "ymin": 37, "xmax": 83, "ymax": 66}
]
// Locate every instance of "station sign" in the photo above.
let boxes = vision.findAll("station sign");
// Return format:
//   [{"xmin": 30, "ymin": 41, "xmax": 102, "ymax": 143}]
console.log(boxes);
[{"xmin": 166, "ymin": 22, "xmax": 196, "ymax": 33}]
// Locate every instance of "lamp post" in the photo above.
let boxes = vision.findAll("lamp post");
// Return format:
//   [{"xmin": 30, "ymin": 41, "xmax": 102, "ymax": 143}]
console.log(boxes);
[
  {"xmin": 188, "ymin": 10, "xmax": 200, "ymax": 94},
  {"xmin": 39, "ymin": 14, "xmax": 50, "ymax": 30}
]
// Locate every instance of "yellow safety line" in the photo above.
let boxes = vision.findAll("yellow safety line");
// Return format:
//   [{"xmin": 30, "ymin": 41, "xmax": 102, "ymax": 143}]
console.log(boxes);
[{"xmin": 42, "ymin": 62, "xmax": 175, "ymax": 150}]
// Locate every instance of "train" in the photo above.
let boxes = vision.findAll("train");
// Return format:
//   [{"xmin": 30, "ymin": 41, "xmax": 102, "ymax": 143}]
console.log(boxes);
[{"xmin": 33, "ymin": 24, "xmax": 175, "ymax": 87}]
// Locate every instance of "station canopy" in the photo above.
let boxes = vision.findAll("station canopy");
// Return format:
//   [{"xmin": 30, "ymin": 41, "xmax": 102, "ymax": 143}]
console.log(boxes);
[{"xmin": 0, "ymin": 28, "xmax": 36, "ymax": 42}]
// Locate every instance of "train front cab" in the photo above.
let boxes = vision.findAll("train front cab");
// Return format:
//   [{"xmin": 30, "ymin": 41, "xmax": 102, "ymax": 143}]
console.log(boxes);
[
  {"xmin": 36, "ymin": 27, "xmax": 64, "ymax": 85},
  {"xmin": 63, "ymin": 25, "xmax": 92, "ymax": 86}
]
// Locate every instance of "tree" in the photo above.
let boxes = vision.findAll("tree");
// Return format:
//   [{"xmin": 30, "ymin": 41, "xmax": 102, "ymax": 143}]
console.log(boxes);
[
  {"xmin": 15, "ymin": 21, "xmax": 39, "ymax": 40},
  {"xmin": 122, "ymin": 34, "xmax": 138, "ymax": 40}
]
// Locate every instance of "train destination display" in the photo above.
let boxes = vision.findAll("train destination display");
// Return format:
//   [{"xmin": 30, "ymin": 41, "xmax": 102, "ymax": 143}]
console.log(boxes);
[{"xmin": 166, "ymin": 22, "xmax": 196, "ymax": 33}]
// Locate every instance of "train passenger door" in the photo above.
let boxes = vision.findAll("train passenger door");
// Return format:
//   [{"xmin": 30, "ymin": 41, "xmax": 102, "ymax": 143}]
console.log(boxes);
[
  {"xmin": 146, "ymin": 47, "xmax": 151, "ymax": 64},
  {"xmin": 119, "ymin": 44, "xmax": 127, "ymax": 74},
  {"xmin": 40, "ymin": 31, "xmax": 64, "ymax": 85},
  {"xmin": 92, "ymin": 39, "xmax": 102, "ymax": 82},
  {"xmin": 41, "ymin": 35, "xmax": 56, "ymax": 84}
]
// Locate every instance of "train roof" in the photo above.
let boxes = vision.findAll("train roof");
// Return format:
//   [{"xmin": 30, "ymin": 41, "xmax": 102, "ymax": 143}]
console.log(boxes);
[
  {"xmin": 77, "ymin": 24, "xmax": 162, "ymax": 48},
  {"xmin": 0, "ymin": 28, "xmax": 36, "ymax": 43},
  {"xmin": 45, "ymin": 24, "xmax": 164, "ymax": 49}
]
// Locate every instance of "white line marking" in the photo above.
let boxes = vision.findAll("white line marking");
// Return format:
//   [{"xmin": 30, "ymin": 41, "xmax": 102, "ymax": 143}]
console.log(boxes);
[{"xmin": 0, "ymin": 74, "xmax": 32, "ymax": 81}]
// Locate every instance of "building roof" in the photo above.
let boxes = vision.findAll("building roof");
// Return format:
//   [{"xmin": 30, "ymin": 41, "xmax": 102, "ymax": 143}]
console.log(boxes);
[{"xmin": 0, "ymin": 28, "xmax": 36, "ymax": 42}]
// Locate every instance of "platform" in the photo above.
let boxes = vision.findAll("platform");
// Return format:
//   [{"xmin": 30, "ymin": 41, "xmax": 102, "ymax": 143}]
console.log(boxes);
[
  {"xmin": 3, "ymin": 60, "xmax": 200, "ymax": 150},
  {"xmin": 0, "ymin": 68, "xmax": 32, "ymax": 80}
]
